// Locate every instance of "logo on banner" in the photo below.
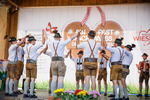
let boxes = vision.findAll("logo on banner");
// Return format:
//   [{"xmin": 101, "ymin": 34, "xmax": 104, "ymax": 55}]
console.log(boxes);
[
  {"xmin": 63, "ymin": 21, "xmax": 124, "ymax": 57},
  {"xmin": 133, "ymin": 29, "xmax": 150, "ymax": 46}
]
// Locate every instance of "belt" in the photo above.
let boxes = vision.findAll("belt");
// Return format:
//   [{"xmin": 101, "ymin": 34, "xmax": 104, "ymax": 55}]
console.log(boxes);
[
  {"xmin": 123, "ymin": 65, "xmax": 129, "ymax": 69},
  {"xmin": 77, "ymin": 70, "xmax": 83, "ymax": 71},
  {"xmin": 26, "ymin": 59, "xmax": 36, "ymax": 63},
  {"xmin": 84, "ymin": 58, "xmax": 97, "ymax": 62},
  {"xmin": 100, "ymin": 68, "xmax": 106, "ymax": 71},
  {"xmin": 77, "ymin": 63, "xmax": 82, "ymax": 65},
  {"xmin": 8, "ymin": 61, "xmax": 17, "ymax": 64},
  {"xmin": 52, "ymin": 57, "xmax": 64, "ymax": 61},
  {"xmin": 111, "ymin": 61, "xmax": 122, "ymax": 65}
]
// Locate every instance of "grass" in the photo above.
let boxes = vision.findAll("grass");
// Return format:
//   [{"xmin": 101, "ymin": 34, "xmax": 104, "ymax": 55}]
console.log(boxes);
[{"xmin": 18, "ymin": 81, "xmax": 150, "ymax": 95}]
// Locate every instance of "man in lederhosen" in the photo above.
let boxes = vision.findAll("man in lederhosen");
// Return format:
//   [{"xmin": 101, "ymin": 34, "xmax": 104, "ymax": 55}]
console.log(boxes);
[
  {"xmin": 14, "ymin": 40, "xmax": 25, "ymax": 95},
  {"xmin": 121, "ymin": 44, "xmax": 136, "ymax": 100},
  {"xmin": 5, "ymin": 36, "xmax": 27, "ymax": 96},
  {"xmin": 137, "ymin": 53, "xmax": 150, "ymax": 97},
  {"xmin": 44, "ymin": 30, "xmax": 80, "ymax": 96},
  {"xmin": 97, "ymin": 50, "xmax": 109, "ymax": 96},
  {"xmin": 70, "ymin": 50, "xmax": 84, "ymax": 90},
  {"xmin": 103, "ymin": 38, "xmax": 124, "ymax": 100},
  {"xmin": 76, "ymin": 30, "xmax": 103, "ymax": 91},
  {"xmin": 23, "ymin": 31, "xmax": 45, "ymax": 98}
]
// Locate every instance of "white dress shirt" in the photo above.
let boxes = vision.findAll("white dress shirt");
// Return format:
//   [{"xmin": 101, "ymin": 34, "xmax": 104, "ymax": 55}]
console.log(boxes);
[
  {"xmin": 25, "ymin": 43, "xmax": 43, "ymax": 61},
  {"xmin": 98, "ymin": 57, "xmax": 108, "ymax": 68},
  {"xmin": 106, "ymin": 46, "xmax": 124, "ymax": 63},
  {"xmin": 45, "ymin": 52, "xmax": 52, "ymax": 58},
  {"xmin": 122, "ymin": 48, "xmax": 133, "ymax": 66},
  {"xmin": 17, "ymin": 46, "xmax": 24, "ymax": 61},
  {"xmin": 77, "ymin": 39, "xmax": 103, "ymax": 58},
  {"xmin": 46, "ymin": 38, "xmax": 71, "ymax": 58},
  {"xmin": 71, "ymin": 57, "xmax": 83, "ymax": 70},
  {"xmin": 8, "ymin": 44, "xmax": 19, "ymax": 62}
]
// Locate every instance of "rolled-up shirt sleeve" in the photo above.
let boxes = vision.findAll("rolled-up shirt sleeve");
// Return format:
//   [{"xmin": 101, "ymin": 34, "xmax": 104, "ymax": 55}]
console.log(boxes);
[
  {"xmin": 106, "ymin": 46, "xmax": 115, "ymax": 52},
  {"xmin": 124, "ymin": 48, "xmax": 130, "ymax": 56},
  {"xmin": 77, "ymin": 42, "xmax": 85, "ymax": 49},
  {"xmin": 63, "ymin": 38, "xmax": 71, "ymax": 46},
  {"xmin": 45, "ymin": 52, "xmax": 52, "ymax": 58},
  {"xmin": 33, "ymin": 43, "xmax": 43, "ymax": 51},
  {"xmin": 97, "ymin": 43, "xmax": 103, "ymax": 50}
]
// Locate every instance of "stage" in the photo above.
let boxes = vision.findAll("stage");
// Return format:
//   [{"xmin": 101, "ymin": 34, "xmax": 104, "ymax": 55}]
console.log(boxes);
[{"xmin": 0, "ymin": 90, "xmax": 149, "ymax": 100}]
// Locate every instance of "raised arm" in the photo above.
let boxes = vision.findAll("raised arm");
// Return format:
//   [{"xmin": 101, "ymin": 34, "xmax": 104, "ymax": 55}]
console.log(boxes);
[
  {"xmin": 76, "ymin": 30, "xmax": 81, "ymax": 49},
  {"xmin": 40, "ymin": 44, "xmax": 48, "ymax": 54},
  {"xmin": 43, "ymin": 29, "xmax": 48, "ymax": 41},
  {"xmin": 65, "ymin": 49, "xmax": 71, "ymax": 58},
  {"xmin": 42, "ymin": 30, "xmax": 45, "ymax": 44},
  {"xmin": 16, "ymin": 34, "xmax": 30, "ymax": 46},
  {"xmin": 71, "ymin": 30, "xmax": 81, "ymax": 40},
  {"xmin": 104, "ymin": 54, "xmax": 109, "ymax": 60}
]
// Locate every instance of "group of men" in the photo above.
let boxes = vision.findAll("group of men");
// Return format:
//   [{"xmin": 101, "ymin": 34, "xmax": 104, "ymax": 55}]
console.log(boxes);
[{"xmin": 4, "ymin": 29, "xmax": 149, "ymax": 100}]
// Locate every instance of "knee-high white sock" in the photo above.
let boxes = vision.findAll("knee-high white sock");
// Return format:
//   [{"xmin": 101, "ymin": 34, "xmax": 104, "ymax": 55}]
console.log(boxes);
[
  {"xmin": 5, "ymin": 80, "xmax": 9, "ymax": 93},
  {"xmin": 51, "ymin": 82, "xmax": 56, "ymax": 96},
  {"xmin": 105, "ymin": 85, "xmax": 107, "ymax": 93},
  {"xmin": 30, "ymin": 82, "xmax": 35, "ymax": 95},
  {"xmin": 24, "ymin": 81, "xmax": 28, "ymax": 94},
  {"xmin": 139, "ymin": 85, "xmax": 142, "ymax": 94},
  {"xmin": 85, "ymin": 84, "xmax": 90, "ymax": 91},
  {"xmin": 119, "ymin": 85, "xmax": 123, "ymax": 98},
  {"xmin": 123, "ymin": 88, "xmax": 128, "ymax": 98},
  {"xmin": 146, "ymin": 85, "xmax": 149, "ymax": 94},
  {"xmin": 113, "ymin": 86, "xmax": 115, "ymax": 95},
  {"xmin": 98, "ymin": 84, "xmax": 101, "ymax": 93},
  {"xmin": 58, "ymin": 83, "xmax": 64, "ymax": 89},
  {"xmin": 49, "ymin": 80, "xmax": 51, "ymax": 90},
  {"xmin": 114, "ymin": 85, "xmax": 119, "ymax": 99},
  {"xmin": 76, "ymin": 84, "xmax": 79, "ymax": 89},
  {"xmin": 14, "ymin": 80, "xmax": 18, "ymax": 92},
  {"xmin": 82, "ymin": 84, "xmax": 84, "ymax": 90},
  {"xmin": 9, "ymin": 81, "xmax": 13, "ymax": 94}
]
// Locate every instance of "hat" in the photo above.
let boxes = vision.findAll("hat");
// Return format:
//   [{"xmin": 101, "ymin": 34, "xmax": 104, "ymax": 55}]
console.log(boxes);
[
  {"xmin": 54, "ymin": 33, "xmax": 62, "ymax": 38},
  {"xmin": 88, "ymin": 30, "xmax": 96, "ymax": 37},
  {"xmin": 100, "ymin": 50, "xmax": 106, "ymax": 54},
  {"xmin": 142, "ymin": 53, "xmax": 148, "ymax": 57},
  {"xmin": 9, "ymin": 37, "xmax": 17, "ymax": 42},
  {"xmin": 115, "ymin": 38, "xmax": 123, "ymax": 45},
  {"xmin": 125, "ymin": 45, "xmax": 132, "ymax": 51},
  {"xmin": 28, "ymin": 36, "xmax": 36, "ymax": 41},
  {"xmin": 77, "ymin": 51, "xmax": 83, "ymax": 55}
]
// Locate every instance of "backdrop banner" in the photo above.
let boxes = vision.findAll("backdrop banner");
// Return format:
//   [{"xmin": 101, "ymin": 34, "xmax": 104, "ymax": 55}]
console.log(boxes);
[{"xmin": 17, "ymin": 4, "xmax": 150, "ymax": 88}]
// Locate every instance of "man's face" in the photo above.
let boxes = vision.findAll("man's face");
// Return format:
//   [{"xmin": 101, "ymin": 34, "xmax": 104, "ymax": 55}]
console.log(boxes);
[
  {"xmin": 125, "ymin": 47, "xmax": 130, "ymax": 51},
  {"xmin": 31, "ymin": 40, "xmax": 36, "ymax": 45},
  {"xmin": 54, "ymin": 37, "xmax": 61, "ymax": 41},
  {"xmin": 143, "ymin": 55, "xmax": 147, "ymax": 60},
  {"xmin": 12, "ymin": 41, "xmax": 17, "ymax": 44},
  {"xmin": 78, "ymin": 54, "xmax": 83, "ymax": 58},
  {"xmin": 21, "ymin": 42, "xmax": 25, "ymax": 47},
  {"xmin": 101, "ymin": 53, "xmax": 105, "ymax": 56},
  {"xmin": 114, "ymin": 43, "xmax": 118, "ymax": 47}
]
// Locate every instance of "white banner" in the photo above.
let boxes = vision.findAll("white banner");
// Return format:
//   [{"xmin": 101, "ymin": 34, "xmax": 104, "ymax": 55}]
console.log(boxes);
[{"xmin": 17, "ymin": 4, "xmax": 150, "ymax": 86}]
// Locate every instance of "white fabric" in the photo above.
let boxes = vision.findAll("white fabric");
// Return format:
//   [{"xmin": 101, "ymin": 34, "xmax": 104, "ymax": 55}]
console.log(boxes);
[
  {"xmin": 46, "ymin": 38, "xmax": 71, "ymax": 58},
  {"xmin": 8, "ymin": 44, "xmax": 19, "ymax": 62},
  {"xmin": 71, "ymin": 57, "xmax": 83, "ymax": 70},
  {"xmin": 24, "ymin": 43, "xmax": 43, "ymax": 61},
  {"xmin": 17, "ymin": 46, "xmax": 24, "ymax": 61},
  {"xmin": 122, "ymin": 48, "xmax": 133, "ymax": 66},
  {"xmin": 77, "ymin": 39, "xmax": 103, "ymax": 58},
  {"xmin": 45, "ymin": 52, "xmax": 52, "ymax": 58},
  {"xmin": 106, "ymin": 46, "xmax": 124, "ymax": 62},
  {"xmin": 98, "ymin": 57, "xmax": 108, "ymax": 68}
]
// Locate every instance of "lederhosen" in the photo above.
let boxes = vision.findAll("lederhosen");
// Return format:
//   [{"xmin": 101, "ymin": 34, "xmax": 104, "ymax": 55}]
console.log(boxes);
[
  {"xmin": 7, "ymin": 48, "xmax": 17, "ymax": 79},
  {"xmin": 76, "ymin": 58, "xmax": 84, "ymax": 81},
  {"xmin": 139, "ymin": 60, "xmax": 149, "ymax": 84},
  {"xmin": 51, "ymin": 42, "xmax": 66, "ymax": 76},
  {"xmin": 111, "ymin": 48, "xmax": 123, "ymax": 80},
  {"xmin": 122, "ymin": 65, "xmax": 130, "ymax": 79},
  {"xmin": 83, "ymin": 40, "xmax": 97, "ymax": 77},
  {"xmin": 98, "ymin": 57, "xmax": 107, "ymax": 81},
  {"xmin": 26, "ymin": 46, "xmax": 37, "ymax": 78},
  {"xmin": 16, "ymin": 47, "xmax": 24, "ymax": 76}
]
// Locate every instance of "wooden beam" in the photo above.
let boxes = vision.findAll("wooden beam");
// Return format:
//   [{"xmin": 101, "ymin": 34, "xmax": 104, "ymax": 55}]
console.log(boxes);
[
  {"xmin": 7, "ymin": 0, "xmax": 19, "ymax": 8},
  {"xmin": 11, "ymin": 0, "xmax": 150, "ymax": 7}
]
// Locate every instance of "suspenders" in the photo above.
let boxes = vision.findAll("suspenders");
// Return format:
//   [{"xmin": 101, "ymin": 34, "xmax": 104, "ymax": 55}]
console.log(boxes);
[
  {"xmin": 87, "ymin": 40, "xmax": 97, "ymax": 58},
  {"xmin": 53, "ymin": 42, "xmax": 60, "ymax": 57},
  {"xmin": 118, "ymin": 48, "xmax": 124, "ymax": 61},
  {"xmin": 26, "ymin": 46, "xmax": 32, "ymax": 59}
]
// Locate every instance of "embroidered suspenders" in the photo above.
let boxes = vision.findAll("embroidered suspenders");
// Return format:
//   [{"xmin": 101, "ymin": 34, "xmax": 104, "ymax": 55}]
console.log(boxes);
[
  {"xmin": 87, "ymin": 40, "xmax": 97, "ymax": 58},
  {"xmin": 53, "ymin": 42, "xmax": 60, "ymax": 57},
  {"xmin": 26, "ymin": 46, "xmax": 32, "ymax": 59}
]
